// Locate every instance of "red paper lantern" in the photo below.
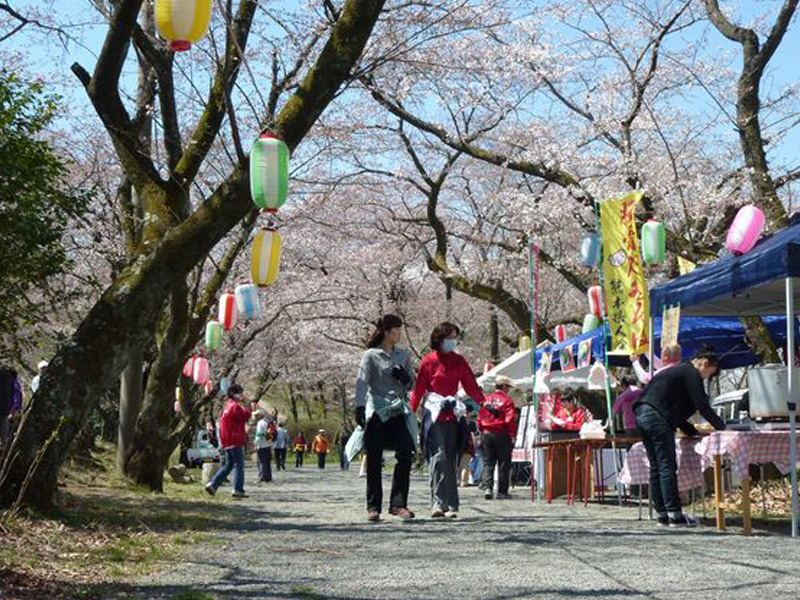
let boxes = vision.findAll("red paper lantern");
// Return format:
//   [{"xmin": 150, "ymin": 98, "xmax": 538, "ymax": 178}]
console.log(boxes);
[
  {"xmin": 218, "ymin": 289, "xmax": 238, "ymax": 331},
  {"xmin": 588, "ymin": 285, "xmax": 604, "ymax": 318},
  {"xmin": 554, "ymin": 324, "xmax": 567, "ymax": 344},
  {"xmin": 193, "ymin": 355, "xmax": 210, "ymax": 385},
  {"xmin": 182, "ymin": 355, "xmax": 196, "ymax": 378}
]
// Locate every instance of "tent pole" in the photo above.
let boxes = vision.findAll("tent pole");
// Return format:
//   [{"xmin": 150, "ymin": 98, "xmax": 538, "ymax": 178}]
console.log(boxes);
[
  {"xmin": 529, "ymin": 241, "xmax": 542, "ymax": 501},
  {"xmin": 786, "ymin": 277, "xmax": 798, "ymax": 538}
]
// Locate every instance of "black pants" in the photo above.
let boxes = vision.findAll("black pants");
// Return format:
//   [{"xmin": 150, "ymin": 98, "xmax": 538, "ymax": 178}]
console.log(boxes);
[
  {"xmin": 295, "ymin": 450, "xmax": 304, "ymax": 467},
  {"xmin": 482, "ymin": 431, "xmax": 512, "ymax": 495},
  {"xmin": 275, "ymin": 448, "xmax": 287, "ymax": 470},
  {"xmin": 317, "ymin": 453, "xmax": 327, "ymax": 469},
  {"xmin": 364, "ymin": 414, "xmax": 414, "ymax": 513},
  {"xmin": 635, "ymin": 404, "xmax": 681, "ymax": 516},
  {"xmin": 257, "ymin": 447, "xmax": 273, "ymax": 482}
]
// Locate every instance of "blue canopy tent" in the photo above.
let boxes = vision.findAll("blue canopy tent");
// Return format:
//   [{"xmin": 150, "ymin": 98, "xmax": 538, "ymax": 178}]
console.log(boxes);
[
  {"xmin": 649, "ymin": 215, "xmax": 800, "ymax": 537},
  {"xmin": 535, "ymin": 317, "xmax": 793, "ymax": 372}
]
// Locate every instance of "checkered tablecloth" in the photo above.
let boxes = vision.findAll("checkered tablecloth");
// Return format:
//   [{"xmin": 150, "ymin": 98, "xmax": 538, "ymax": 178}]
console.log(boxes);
[
  {"xmin": 695, "ymin": 430, "xmax": 800, "ymax": 479},
  {"xmin": 619, "ymin": 437, "xmax": 705, "ymax": 492}
]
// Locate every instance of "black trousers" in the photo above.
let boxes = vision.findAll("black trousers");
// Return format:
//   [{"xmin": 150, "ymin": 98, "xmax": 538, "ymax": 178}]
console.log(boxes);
[
  {"xmin": 635, "ymin": 404, "xmax": 681, "ymax": 516},
  {"xmin": 317, "ymin": 453, "xmax": 327, "ymax": 469},
  {"xmin": 275, "ymin": 448, "xmax": 287, "ymax": 470},
  {"xmin": 257, "ymin": 447, "xmax": 273, "ymax": 482},
  {"xmin": 364, "ymin": 414, "xmax": 414, "ymax": 513},
  {"xmin": 295, "ymin": 450, "xmax": 304, "ymax": 467},
  {"xmin": 482, "ymin": 430, "xmax": 512, "ymax": 495}
]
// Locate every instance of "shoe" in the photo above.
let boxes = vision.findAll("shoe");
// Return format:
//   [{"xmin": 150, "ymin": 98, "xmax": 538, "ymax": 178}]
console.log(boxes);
[
  {"xmin": 231, "ymin": 491, "xmax": 249, "ymax": 498},
  {"xmin": 445, "ymin": 510, "xmax": 458, "ymax": 519},
  {"xmin": 496, "ymin": 492, "xmax": 511, "ymax": 500},
  {"xmin": 657, "ymin": 515, "xmax": 669, "ymax": 527},
  {"xmin": 366, "ymin": 510, "xmax": 381, "ymax": 522},
  {"xmin": 484, "ymin": 491, "xmax": 493, "ymax": 500},
  {"xmin": 669, "ymin": 514, "xmax": 698, "ymax": 528},
  {"xmin": 431, "ymin": 508, "xmax": 445, "ymax": 519},
  {"xmin": 204, "ymin": 484, "xmax": 216, "ymax": 496},
  {"xmin": 389, "ymin": 507, "xmax": 414, "ymax": 521}
]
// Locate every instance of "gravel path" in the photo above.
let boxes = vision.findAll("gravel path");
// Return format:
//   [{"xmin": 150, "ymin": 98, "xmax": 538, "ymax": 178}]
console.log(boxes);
[{"xmin": 125, "ymin": 463, "xmax": 800, "ymax": 600}]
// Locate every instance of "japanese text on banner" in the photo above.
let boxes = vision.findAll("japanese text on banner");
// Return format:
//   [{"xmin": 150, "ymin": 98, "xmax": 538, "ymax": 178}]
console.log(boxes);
[{"xmin": 599, "ymin": 191, "xmax": 650, "ymax": 354}]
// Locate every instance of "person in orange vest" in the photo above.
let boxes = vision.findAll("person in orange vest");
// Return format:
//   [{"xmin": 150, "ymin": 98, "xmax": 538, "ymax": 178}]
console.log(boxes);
[{"xmin": 312, "ymin": 429, "xmax": 330, "ymax": 469}]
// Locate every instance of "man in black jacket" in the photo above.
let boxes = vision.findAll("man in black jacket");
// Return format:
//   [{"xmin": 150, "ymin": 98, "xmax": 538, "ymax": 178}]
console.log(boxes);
[{"xmin": 633, "ymin": 348, "xmax": 726, "ymax": 528}]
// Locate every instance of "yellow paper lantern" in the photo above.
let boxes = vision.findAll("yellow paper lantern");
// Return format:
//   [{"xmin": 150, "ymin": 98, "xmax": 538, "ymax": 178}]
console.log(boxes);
[
  {"xmin": 251, "ymin": 227, "xmax": 282, "ymax": 287},
  {"xmin": 155, "ymin": 0, "xmax": 212, "ymax": 52}
]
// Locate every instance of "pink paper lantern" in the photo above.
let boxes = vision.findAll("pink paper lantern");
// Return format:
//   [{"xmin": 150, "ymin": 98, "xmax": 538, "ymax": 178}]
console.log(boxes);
[
  {"xmin": 193, "ymin": 356, "xmax": 210, "ymax": 385},
  {"xmin": 726, "ymin": 205, "xmax": 765, "ymax": 255},
  {"xmin": 554, "ymin": 324, "xmax": 567, "ymax": 343},
  {"xmin": 588, "ymin": 285, "xmax": 604, "ymax": 318},
  {"xmin": 218, "ymin": 289, "xmax": 238, "ymax": 331},
  {"xmin": 182, "ymin": 355, "xmax": 196, "ymax": 378}
]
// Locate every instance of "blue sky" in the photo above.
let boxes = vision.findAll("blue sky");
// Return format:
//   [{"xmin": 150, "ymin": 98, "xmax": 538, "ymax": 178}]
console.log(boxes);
[{"xmin": 5, "ymin": 0, "xmax": 799, "ymax": 172}]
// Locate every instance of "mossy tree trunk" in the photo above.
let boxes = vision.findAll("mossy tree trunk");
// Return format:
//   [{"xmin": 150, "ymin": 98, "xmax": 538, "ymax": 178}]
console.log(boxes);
[{"xmin": 0, "ymin": 0, "xmax": 387, "ymax": 510}]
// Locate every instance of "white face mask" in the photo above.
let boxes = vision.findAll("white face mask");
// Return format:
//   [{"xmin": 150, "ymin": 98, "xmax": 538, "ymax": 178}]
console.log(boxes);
[{"xmin": 441, "ymin": 339, "xmax": 458, "ymax": 353}]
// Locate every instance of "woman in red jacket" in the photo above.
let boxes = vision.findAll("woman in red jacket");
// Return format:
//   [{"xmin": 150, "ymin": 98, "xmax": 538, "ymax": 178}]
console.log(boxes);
[
  {"xmin": 410, "ymin": 322, "xmax": 485, "ymax": 519},
  {"xmin": 205, "ymin": 384, "xmax": 258, "ymax": 498}
]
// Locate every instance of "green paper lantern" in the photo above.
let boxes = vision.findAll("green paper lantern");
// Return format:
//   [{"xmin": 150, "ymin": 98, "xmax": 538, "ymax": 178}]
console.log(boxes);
[{"xmin": 249, "ymin": 132, "xmax": 289, "ymax": 213}]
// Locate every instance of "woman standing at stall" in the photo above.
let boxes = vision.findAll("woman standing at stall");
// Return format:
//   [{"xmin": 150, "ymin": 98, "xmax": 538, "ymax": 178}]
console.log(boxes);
[
  {"xmin": 410, "ymin": 322, "xmax": 486, "ymax": 519},
  {"xmin": 354, "ymin": 314, "xmax": 417, "ymax": 522}
]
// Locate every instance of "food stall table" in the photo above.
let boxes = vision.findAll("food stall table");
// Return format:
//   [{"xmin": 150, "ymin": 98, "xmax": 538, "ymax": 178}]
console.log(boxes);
[
  {"xmin": 695, "ymin": 430, "xmax": 800, "ymax": 535},
  {"xmin": 534, "ymin": 437, "xmax": 640, "ymax": 505}
]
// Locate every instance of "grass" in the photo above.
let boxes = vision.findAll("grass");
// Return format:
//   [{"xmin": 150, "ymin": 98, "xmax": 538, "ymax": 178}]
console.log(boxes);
[
  {"xmin": 0, "ymin": 442, "xmax": 236, "ymax": 600},
  {"xmin": 171, "ymin": 591, "xmax": 216, "ymax": 600},
  {"xmin": 290, "ymin": 584, "xmax": 326, "ymax": 600}
]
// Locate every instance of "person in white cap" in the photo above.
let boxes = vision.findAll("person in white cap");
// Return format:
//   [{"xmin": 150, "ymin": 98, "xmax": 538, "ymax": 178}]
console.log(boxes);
[
  {"xmin": 478, "ymin": 375, "xmax": 518, "ymax": 500},
  {"xmin": 31, "ymin": 361, "xmax": 48, "ymax": 394},
  {"xmin": 312, "ymin": 429, "xmax": 329, "ymax": 469}
]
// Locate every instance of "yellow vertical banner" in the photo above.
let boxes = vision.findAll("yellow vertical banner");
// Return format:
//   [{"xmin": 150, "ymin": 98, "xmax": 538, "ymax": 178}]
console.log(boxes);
[
  {"xmin": 662, "ymin": 305, "xmax": 681, "ymax": 347},
  {"xmin": 599, "ymin": 191, "xmax": 650, "ymax": 354}
]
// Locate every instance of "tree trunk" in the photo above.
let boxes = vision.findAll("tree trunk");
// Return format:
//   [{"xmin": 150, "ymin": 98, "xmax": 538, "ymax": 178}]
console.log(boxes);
[
  {"xmin": 124, "ymin": 284, "xmax": 189, "ymax": 491},
  {"xmin": 116, "ymin": 345, "xmax": 144, "ymax": 474},
  {"xmin": 288, "ymin": 383, "xmax": 299, "ymax": 423},
  {"xmin": 318, "ymin": 381, "xmax": 327, "ymax": 419},
  {"xmin": 489, "ymin": 308, "xmax": 500, "ymax": 362},
  {"xmin": 0, "ymin": 0, "xmax": 387, "ymax": 511}
]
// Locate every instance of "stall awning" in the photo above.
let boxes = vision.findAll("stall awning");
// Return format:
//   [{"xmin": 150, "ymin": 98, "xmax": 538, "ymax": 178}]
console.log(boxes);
[{"xmin": 650, "ymin": 215, "xmax": 800, "ymax": 316}]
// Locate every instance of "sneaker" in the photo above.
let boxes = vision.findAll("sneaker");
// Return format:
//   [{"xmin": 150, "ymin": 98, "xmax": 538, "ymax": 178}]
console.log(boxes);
[
  {"xmin": 366, "ymin": 510, "xmax": 381, "ymax": 522},
  {"xmin": 231, "ymin": 491, "xmax": 249, "ymax": 498},
  {"xmin": 204, "ymin": 484, "xmax": 216, "ymax": 496},
  {"xmin": 389, "ymin": 507, "xmax": 415, "ymax": 521},
  {"xmin": 445, "ymin": 510, "xmax": 458, "ymax": 519},
  {"xmin": 431, "ymin": 508, "xmax": 446, "ymax": 519},
  {"xmin": 669, "ymin": 514, "xmax": 698, "ymax": 528},
  {"xmin": 484, "ymin": 491, "xmax": 493, "ymax": 500},
  {"xmin": 496, "ymin": 492, "xmax": 512, "ymax": 500},
  {"xmin": 657, "ymin": 515, "xmax": 669, "ymax": 527}
]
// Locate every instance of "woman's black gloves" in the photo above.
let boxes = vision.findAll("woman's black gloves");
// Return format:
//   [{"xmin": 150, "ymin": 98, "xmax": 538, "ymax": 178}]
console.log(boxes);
[{"xmin": 391, "ymin": 365, "xmax": 411, "ymax": 385}]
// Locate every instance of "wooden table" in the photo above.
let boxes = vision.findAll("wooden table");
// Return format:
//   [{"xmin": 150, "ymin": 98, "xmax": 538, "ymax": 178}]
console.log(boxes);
[
  {"xmin": 695, "ymin": 430, "xmax": 800, "ymax": 535},
  {"xmin": 533, "ymin": 436, "xmax": 641, "ymax": 505}
]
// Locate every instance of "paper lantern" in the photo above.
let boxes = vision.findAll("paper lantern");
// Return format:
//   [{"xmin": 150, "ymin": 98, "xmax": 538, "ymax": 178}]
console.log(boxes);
[
  {"xmin": 204, "ymin": 380, "xmax": 213, "ymax": 396},
  {"xmin": 193, "ymin": 355, "xmax": 210, "ymax": 385},
  {"xmin": 205, "ymin": 320, "xmax": 222, "ymax": 352},
  {"xmin": 726, "ymin": 205, "xmax": 765, "ymax": 255},
  {"xmin": 219, "ymin": 376, "xmax": 231, "ymax": 394},
  {"xmin": 218, "ymin": 289, "xmax": 238, "ymax": 331},
  {"xmin": 174, "ymin": 387, "xmax": 182, "ymax": 413},
  {"xmin": 155, "ymin": 0, "xmax": 212, "ymax": 52},
  {"xmin": 641, "ymin": 220, "xmax": 666, "ymax": 264},
  {"xmin": 251, "ymin": 227, "xmax": 282, "ymax": 287},
  {"xmin": 554, "ymin": 324, "xmax": 567, "ymax": 344},
  {"xmin": 235, "ymin": 281, "xmax": 262, "ymax": 320},
  {"xmin": 250, "ymin": 132, "xmax": 289, "ymax": 213},
  {"xmin": 518, "ymin": 335, "xmax": 532, "ymax": 352},
  {"xmin": 182, "ymin": 355, "xmax": 196, "ymax": 378},
  {"xmin": 582, "ymin": 314, "xmax": 600, "ymax": 334},
  {"xmin": 588, "ymin": 285, "xmax": 604, "ymax": 317},
  {"xmin": 580, "ymin": 233, "xmax": 600, "ymax": 267}
]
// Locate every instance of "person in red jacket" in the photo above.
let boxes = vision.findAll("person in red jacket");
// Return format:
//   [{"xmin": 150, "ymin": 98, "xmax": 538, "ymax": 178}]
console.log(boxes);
[
  {"xmin": 205, "ymin": 384, "xmax": 258, "ymax": 498},
  {"xmin": 410, "ymin": 322, "xmax": 485, "ymax": 519},
  {"xmin": 550, "ymin": 389, "xmax": 586, "ymax": 432},
  {"xmin": 478, "ymin": 375, "xmax": 519, "ymax": 500}
]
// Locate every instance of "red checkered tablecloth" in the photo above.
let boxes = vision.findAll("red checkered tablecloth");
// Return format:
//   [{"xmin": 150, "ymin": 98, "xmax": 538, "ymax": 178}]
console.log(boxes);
[
  {"xmin": 619, "ymin": 437, "xmax": 705, "ymax": 492},
  {"xmin": 695, "ymin": 430, "xmax": 800, "ymax": 478}
]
